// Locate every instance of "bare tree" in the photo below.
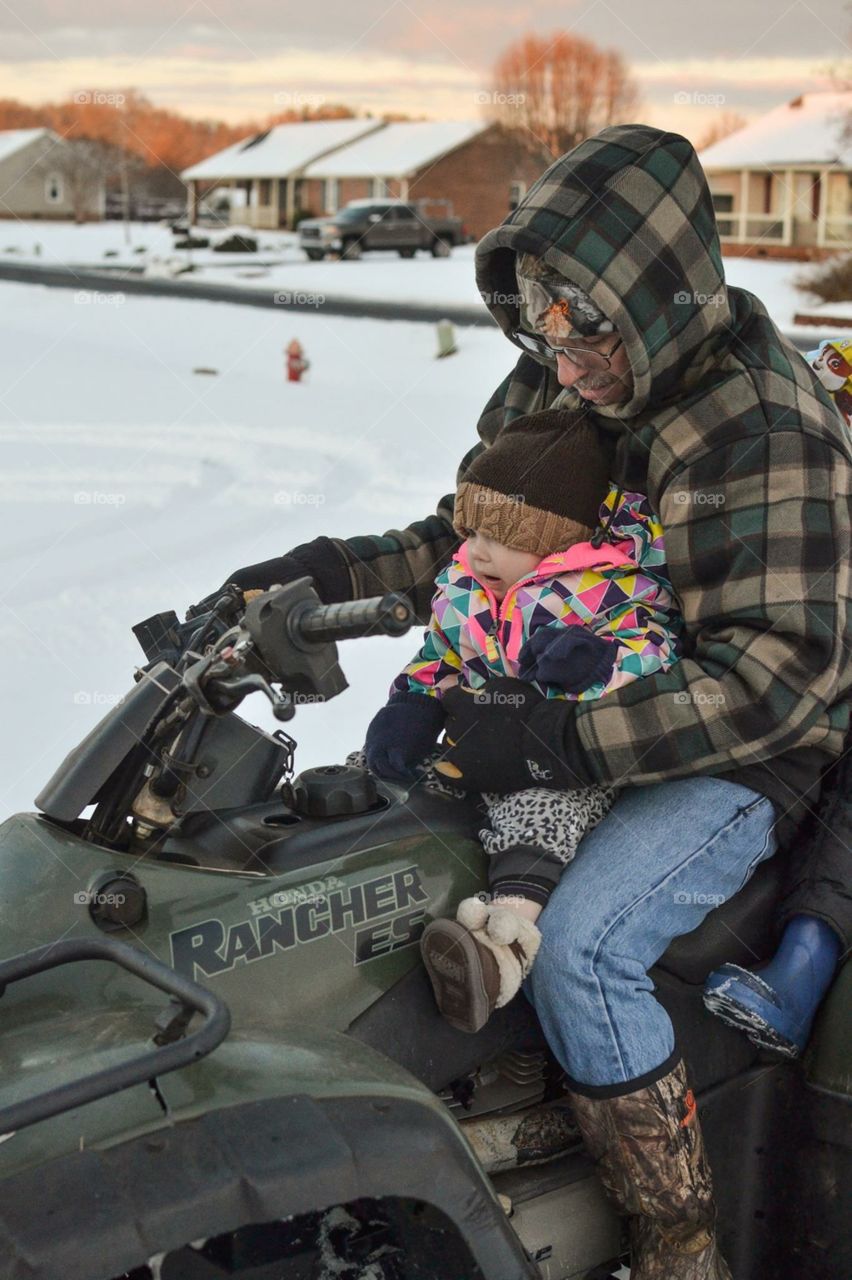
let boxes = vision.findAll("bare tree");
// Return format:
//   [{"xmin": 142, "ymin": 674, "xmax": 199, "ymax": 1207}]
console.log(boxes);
[
  {"xmin": 696, "ymin": 112, "xmax": 747, "ymax": 152},
  {"xmin": 488, "ymin": 31, "xmax": 639, "ymax": 157}
]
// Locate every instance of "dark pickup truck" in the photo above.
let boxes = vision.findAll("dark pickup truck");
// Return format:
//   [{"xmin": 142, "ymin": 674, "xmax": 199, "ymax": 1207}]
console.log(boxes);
[{"xmin": 298, "ymin": 199, "xmax": 465, "ymax": 260}]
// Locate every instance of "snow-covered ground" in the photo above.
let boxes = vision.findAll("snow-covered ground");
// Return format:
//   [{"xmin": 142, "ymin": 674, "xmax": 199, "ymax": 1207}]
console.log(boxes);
[
  {"xmin": 0, "ymin": 220, "xmax": 845, "ymax": 820},
  {"xmin": 0, "ymin": 277, "xmax": 512, "ymax": 820},
  {"xmin": 2, "ymin": 217, "xmax": 846, "ymax": 331}
]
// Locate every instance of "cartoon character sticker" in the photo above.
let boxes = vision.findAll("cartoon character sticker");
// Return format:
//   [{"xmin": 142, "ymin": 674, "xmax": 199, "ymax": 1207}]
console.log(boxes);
[{"xmin": 807, "ymin": 338, "xmax": 852, "ymax": 428}]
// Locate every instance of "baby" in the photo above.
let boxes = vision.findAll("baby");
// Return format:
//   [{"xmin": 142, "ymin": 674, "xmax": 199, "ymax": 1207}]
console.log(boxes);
[{"xmin": 362, "ymin": 407, "xmax": 684, "ymax": 1032}]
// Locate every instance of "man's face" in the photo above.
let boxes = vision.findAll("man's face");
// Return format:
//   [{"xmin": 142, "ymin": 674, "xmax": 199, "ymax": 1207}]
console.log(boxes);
[{"xmin": 551, "ymin": 333, "xmax": 634, "ymax": 405}]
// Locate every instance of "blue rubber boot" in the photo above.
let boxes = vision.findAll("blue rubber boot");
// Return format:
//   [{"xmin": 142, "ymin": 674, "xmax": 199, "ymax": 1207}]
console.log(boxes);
[{"xmin": 703, "ymin": 915, "xmax": 841, "ymax": 1058}]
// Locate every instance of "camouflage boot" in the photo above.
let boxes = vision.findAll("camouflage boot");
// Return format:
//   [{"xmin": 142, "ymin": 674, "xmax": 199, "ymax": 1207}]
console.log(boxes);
[{"xmin": 567, "ymin": 1059, "xmax": 732, "ymax": 1279}]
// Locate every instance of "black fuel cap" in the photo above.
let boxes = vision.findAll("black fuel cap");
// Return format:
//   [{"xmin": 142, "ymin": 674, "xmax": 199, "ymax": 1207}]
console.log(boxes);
[
  {"xmin": 86, "ymin": 872, "xmax": 147, "ymax": 931},
  {"xmin": 292, "ymin": 764, "xmax": 378, "ymax": 818}
]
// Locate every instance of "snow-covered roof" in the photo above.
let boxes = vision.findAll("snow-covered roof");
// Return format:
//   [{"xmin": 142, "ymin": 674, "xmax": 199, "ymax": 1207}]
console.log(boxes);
[
  {"xmin": 181, "ymin": 119, "xmax": 382, "ymax": 181},
  {"xmin": 0, "ymin": 128, "xmax": 54, "ymax": 165},
  {"xmin": 303, "ymin": 120, "xmax": 486, "ymax": 178},
  {"xmin": 700, "ymin": 92, "xmax": 852, "ymax": 169}
]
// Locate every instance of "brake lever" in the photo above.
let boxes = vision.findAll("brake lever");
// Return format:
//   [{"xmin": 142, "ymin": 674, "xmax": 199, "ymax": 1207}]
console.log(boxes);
[{"xmin": 207, "ymin": 673, "xmax": 295, "ymax": 721}]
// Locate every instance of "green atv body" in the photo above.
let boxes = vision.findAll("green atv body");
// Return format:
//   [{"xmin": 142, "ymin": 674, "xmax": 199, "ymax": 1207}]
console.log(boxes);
[{"xmin": 0, "ymin": 581, "xmax": 848, "ymax": 1279}]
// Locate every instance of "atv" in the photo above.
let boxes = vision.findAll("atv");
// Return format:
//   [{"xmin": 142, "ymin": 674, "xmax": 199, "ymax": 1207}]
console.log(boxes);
[{"xmin": 0, "ymin": 578, "xmax": 848, "ymax": 1280}]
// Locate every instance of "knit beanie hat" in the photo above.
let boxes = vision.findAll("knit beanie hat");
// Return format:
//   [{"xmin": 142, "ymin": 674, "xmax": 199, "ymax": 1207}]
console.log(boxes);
[{"xmin": 454, "ymin": 409, "xmax": 615, "ymax": 558}]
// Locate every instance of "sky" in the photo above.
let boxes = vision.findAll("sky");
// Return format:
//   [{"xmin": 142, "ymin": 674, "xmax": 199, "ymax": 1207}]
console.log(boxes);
[{"xmin": 0, "ymin": 0, "xmax": 850, "ymax": 145}]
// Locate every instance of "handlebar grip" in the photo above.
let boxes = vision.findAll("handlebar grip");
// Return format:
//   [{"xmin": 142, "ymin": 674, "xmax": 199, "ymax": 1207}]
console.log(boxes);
[{"xmin": 294, "ymin": 592, "xmax": 413, "ymax": 644}]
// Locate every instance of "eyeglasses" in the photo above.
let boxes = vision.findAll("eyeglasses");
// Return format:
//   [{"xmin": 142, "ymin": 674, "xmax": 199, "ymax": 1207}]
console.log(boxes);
[{"xmin": 514, "ymin": 329, "xmax": 624, "ymax": 371}]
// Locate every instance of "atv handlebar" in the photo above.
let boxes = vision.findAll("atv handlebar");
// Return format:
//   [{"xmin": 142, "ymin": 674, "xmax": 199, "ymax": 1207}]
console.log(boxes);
[{"xmin": 289, "ymin": 591, "xmax": 413, "ymax": 644}]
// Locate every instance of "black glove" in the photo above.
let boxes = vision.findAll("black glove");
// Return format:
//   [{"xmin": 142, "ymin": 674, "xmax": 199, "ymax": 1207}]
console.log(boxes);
[
  {"xmin": 365, "ymin": 693, "xmax": 446, "ymax": 782},
  {"xmin": 518, "ymin": 626, "xmax": 618, "ymax": 693},
  {"xmin": 220, "ymin": 536, "xmax": 352, "ymax": 601},
  {"xmin": 438, "ymin": 677, "xmax": 593, "ymax": 793}
]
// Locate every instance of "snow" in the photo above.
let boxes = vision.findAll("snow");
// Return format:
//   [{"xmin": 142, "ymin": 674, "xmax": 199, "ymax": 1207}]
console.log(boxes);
[
  {"xmin": 0, "ymin": 277, "xmax": 512, "ymax": 821},
  {"xmin": 0, "ymin": 127, "xmax": 52, "ymax": 164},
  {"xmin": 303, "ymin": 121, "xmax": 484, "ymax": 178},
  {"xmin": 700, "ymin": 91, "xmax": 852, "ymax": 169},
  {"xmin": 181, "ymin": 119, "xmax": 381, "ymax": 181}
]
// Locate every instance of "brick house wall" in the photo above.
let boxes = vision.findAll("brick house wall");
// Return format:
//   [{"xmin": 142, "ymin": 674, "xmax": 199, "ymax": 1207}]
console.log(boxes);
[
  {"xmin": 408, "ymin": 124, "xmax": 552, "ymax": 241},
  {"xmin": 289, "ymin": 125, "xmax": 552, "ymax": 233}
]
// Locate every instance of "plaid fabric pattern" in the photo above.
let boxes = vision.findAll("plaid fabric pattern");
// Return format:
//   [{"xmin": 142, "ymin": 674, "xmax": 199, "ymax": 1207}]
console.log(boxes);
[{"xmin": 327, "ymin": 125, "xmax": 851, "ymax": 836}]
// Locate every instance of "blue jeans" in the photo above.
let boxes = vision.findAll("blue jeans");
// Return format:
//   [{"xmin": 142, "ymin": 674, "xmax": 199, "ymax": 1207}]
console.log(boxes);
[{"xmin": 525, "ymin": 776, "xmax": 778, "ymax": 1091}]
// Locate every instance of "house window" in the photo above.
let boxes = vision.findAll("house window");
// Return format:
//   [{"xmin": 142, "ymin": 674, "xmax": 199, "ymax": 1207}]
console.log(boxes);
[
  {"xmin": 258, "ymin": 178, "xmax": 272, "ymax": 205},
  {"xmin": 45, "ymin": 173, "xmax": 63, "ymax": 204},
  {"xmin": 509, "ymin": 180, "xmax": 526, "ymax": 208}
]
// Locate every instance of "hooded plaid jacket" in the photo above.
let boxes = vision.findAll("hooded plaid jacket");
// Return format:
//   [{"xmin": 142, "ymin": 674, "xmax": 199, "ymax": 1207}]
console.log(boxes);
[{"xmin": 321, "ymin": 125, "xmax": 852, "ymax": 845}]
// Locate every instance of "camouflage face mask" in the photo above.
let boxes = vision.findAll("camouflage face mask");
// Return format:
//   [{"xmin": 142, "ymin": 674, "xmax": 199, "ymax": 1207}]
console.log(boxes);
[{"xmin": 516, "ymin": 251, "xmax": 615, "ymax": 341}]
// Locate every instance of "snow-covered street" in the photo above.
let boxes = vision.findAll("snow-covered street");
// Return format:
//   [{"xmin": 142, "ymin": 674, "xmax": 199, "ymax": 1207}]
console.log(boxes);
[
  {"xmin": 1, "ymin": 217, "xmax": 842, "ymax": 331},
  {"xmin": 0, "ymin": 277, "xmax": 512, "ymax": 820}
]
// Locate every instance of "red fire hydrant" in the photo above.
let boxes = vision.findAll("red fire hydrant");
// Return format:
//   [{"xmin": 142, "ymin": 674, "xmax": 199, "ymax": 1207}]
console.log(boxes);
[{"xmin": 286, "ymin": 339, "xmax": 309, "ymax": 382}]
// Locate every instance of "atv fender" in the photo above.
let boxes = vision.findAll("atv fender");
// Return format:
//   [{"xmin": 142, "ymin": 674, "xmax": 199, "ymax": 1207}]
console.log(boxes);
[{"xmin": 0, "ymin": 1026, "xmax": 537, "ymax": 1280}]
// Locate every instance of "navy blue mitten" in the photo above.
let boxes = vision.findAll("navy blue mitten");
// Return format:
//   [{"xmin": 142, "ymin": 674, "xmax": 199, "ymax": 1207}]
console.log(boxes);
[
  {"xmin": 364, "ymin": 692, "xmax": 446, "ymax": 781},
  {"xmin": 518, "ymin": 627, "xmax": 617, "ymax": 694}
]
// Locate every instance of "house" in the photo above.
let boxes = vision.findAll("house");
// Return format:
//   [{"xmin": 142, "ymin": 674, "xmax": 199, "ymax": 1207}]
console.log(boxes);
[
  {"xmin": 181, "ymin": 119, "xmax": 384, "ymax": 230},
  {"xmin": 182, "ymin": 119, "xmax": 552, "ymax": 239},
  {"xmin": 300, "ymin": 121, "xmax": 551, "ymax": 240},
  {"xmin": 700, "ymin": 92, "xmax": 852, "ymax": 259},
  {"xmin": 0, "ymin": 128, "xmax": 101, "ymax": 221}
]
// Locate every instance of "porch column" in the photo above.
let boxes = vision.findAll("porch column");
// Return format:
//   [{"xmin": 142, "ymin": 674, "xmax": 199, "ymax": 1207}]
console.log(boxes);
[
  {"xmin": 781, "ymin": 168, "xmax": 794, "ymax": 245},
  {"xmin": 738, "ymin": 168, "xmax": 749, "ymax": 242},
  {"xmin": 816, "ymin": 168, "xmax": 829, "ymax": 248},
  {"xmin": 399, "ymin": 176, "xmax": 409, "ymax": 201},
  {"xmin": 271, "ymin": 173, "xmax": 280, "ymax": 228}
]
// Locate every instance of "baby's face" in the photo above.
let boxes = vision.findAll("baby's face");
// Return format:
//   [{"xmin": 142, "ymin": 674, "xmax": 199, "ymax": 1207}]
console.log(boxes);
[{"xmin": 464, "ymin": 530, "xmax": 542, "ymax": 599}]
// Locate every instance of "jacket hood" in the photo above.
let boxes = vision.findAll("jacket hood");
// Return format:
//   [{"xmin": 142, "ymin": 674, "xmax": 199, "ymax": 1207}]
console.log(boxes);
[{"xmin": 475, "ymin": 124, "xmax": 733, "ymax": 420}]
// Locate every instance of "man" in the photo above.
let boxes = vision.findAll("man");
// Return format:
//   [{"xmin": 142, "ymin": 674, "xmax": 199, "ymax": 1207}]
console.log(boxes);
[{"xmin": 216, "ymin": 126, "xmax": 852, "ymax": 1277}]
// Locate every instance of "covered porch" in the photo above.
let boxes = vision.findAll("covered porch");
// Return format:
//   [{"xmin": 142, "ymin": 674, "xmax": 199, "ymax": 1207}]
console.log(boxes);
[{"xmin": 709, "ymin": 166, "xmax": 852, "ymax": 257}]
